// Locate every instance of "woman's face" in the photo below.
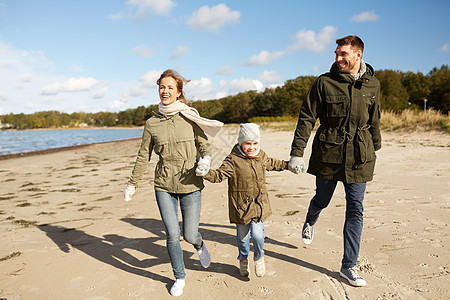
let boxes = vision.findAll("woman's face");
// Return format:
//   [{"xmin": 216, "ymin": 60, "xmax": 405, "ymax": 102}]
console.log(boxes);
[
  {"xmin": 159, "ymin": 76, "xmax": 181, "ymax": 106},
  {"xmin": 241, "ymin": 141, "xmax": 259, "ymax": 157}
]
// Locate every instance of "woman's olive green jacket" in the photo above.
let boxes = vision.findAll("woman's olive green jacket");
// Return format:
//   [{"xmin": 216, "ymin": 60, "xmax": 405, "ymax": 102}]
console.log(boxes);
[{"xmin": 128, "ymin": 112, "xmax": 210, "ymax": 193}]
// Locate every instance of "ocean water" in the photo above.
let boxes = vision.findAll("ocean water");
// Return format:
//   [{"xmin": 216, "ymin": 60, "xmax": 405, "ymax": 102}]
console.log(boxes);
[{"xmin": 0, "ymin": 128, "xmax": 143, "ymax": 156}]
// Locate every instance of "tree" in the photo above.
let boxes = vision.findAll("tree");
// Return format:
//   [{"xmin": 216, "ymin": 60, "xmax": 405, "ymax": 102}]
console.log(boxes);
[
  {"xmin": 376, "ymin": 70, "xmax": 409, "ymax": 112},
  {"xmin": 428, "ymin": 65, "xmax": 450, "ymax": 113}
]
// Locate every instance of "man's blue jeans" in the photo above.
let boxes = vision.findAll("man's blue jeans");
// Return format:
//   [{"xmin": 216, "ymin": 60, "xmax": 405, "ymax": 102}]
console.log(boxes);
[
  {"xmin": 236, "ymin": 221, "xmax": 265, "ymax": 261},
  {"xmin": 305, "ymin": 177, "xmax": 366, "ymax": 269},
  {"xmin": 155, "ymin": 190, "xmax": 203, "ymax": 279}
]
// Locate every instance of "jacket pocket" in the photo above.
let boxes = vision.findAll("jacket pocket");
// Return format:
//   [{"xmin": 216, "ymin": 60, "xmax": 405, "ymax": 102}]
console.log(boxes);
[
  {"xmin": 325, "ymin": 95, "xmax": 348, "ymax": 117},
  {"xmin": 355, "ymin": 125, "xmax": 375, "ymax": 164},
  {"xmin": 318, "ymin": 129, "xmax": 345, "ymax": 164}
]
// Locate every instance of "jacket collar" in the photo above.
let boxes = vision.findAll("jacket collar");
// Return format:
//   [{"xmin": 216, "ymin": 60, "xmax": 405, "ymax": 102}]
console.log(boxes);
[{"xmin": 330, "ymin": 61, "xmax": 375, "ymax": 83}]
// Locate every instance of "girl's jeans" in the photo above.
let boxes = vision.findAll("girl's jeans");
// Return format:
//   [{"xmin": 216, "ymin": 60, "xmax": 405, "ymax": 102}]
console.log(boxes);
[
  {"xmin": 236, "ymin": 221, "xmax": 265, "ymax": 261},
  {"xmin": 155, "ymin": 190, "xmax": 203, "ymax": 279},
  {"xmin": 305, "ymin": 177, "xmax": 366, "ymax": 269}
]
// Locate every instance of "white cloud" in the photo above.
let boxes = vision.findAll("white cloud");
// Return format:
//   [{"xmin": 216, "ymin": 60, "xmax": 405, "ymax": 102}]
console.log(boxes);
[
  {"xmin": 0, "ymin": 91, "xmax": 7, "ymax": 101},
  {"xmin": 287, "ymin": 25, "xmax": 337, "ymax": 53},
  {"xmin": 187, "ymin": 4, "xmax": 240, "ymax": 31},
  {"xmin": 439, "ymin": 43, "xmax": 450, "ymax": 53},
  {"xmin": 127, "ymin": 0, "xmax": 175, "ymax": 19},
  {"xmin": 185, "ymin": 77, "xmax": 214, "ymax": 100},
  {"xmin": 131, "ymin": 45, "xmax": 155, "ymax": 58},
  {"xmin": 171, "ymin": 46, "xmax": 189, "ymax": 59},
  {"xmin": 227, "ymin": 77, "xmax": 263, "ymax": 94},
  {"xmin": 139, "ymin": 70, "xmax": 163, "ymax": 87},
  {"xmin": 108, "ymin": 99, "xmax": 126, "ymax": 111},
  {"xmin": 92, "ymin": 87, "xmax": 108, "ymax": 99},
  {"xmin": 257, "ymin": 70, "xmax": 283, "ymax": 84},
  {"xmin": 69, "ymin": 63, "xmax": 83, "ymax": 72},
  {"xmin": 108, "ymin": 12, "xmax": 126, "ymax": 20},
  {"xmin": 241, "ymin": 50, "xmax": 284, "ymax": 67},
  {"xmin": 18, "ymin": 73, "xmax": 32, "ymax": 83},
  {"xmin": 127, "ymin": 87, "xmax": 147, "ymax": 97},
  {"xmin": 0, "ymin": 42, "xmax": 53, "ymax": 71},
  {"xmin": 25, "ymin": 102, "xmax": 35, "ymax": 109},
  {"xmin": 241, "ymin": 26, "xmax": 336, "ymax": 67},
  {"xmin": 215, "ymin": 65, "xmax": 235, "ymax": 75},
  {"xmin": 41, "ymin": 77, "xmax": 100, "ymax": 95},
  {"xmin": 350, "ymin": 11, "xmax": 380, "ymax": 22}
]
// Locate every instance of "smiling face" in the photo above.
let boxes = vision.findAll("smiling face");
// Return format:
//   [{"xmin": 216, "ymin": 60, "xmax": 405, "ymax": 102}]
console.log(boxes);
[
  {"xmin": 335, "ymin": 44, "xmax": 362, "ymax": 75},
  {"xmin": 159, "ymin": 76, "xmax": 181, "ymax": 106},
  {"xmin": 241, "ymin": 140, "xmax": 259, "ymax": 157}
]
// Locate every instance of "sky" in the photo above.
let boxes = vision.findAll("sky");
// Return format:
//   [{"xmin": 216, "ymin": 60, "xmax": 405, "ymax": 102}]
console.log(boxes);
[{"xmin": 0, "ymin": 0, "xmax": 449, "ymax": 115}]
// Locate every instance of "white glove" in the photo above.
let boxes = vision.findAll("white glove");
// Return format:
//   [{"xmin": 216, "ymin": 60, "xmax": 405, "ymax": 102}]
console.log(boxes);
[
  {"xmin": 288, "ymin": 156, "xmax": 306, "ymax": 174},
  {"xmin": 123, "ymin": 185, "xmax": 136, "ymax": 202},
  {"xmin": 375, "ymin": 149, "xmax": 380, "ymax": 158},
  {"xmin": 195, "ymin": 155, "xmax": 211, "ymax": 177}
]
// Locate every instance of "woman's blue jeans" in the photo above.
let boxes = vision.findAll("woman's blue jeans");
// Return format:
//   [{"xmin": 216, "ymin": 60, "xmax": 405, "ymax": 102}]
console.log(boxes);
[
  {"xmin": 305, "ymin": 177, "xmax": 366, "ymax": 269},
  {"xmin": 236, "ymin": 221, "xmax": 265, "ymax": 261},
  {"xmin": 155, "ymin": 190, "xmax": 203, "ymax": 279}
]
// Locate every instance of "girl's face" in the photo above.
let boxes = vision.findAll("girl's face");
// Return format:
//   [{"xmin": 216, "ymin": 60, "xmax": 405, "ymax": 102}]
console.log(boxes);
[
  {"xmin": 241, "ymin": 141, "xmax": 259, "ymax": 157},
  {"xmin": 159, "ymin": 76, "xmax": 181, "ymax": 106}
]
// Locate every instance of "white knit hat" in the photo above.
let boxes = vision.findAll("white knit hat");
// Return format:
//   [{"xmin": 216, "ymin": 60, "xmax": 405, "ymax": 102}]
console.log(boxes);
[{"xmin": 238, "ymin": 123, "xmax": 261, "ymax": 146}]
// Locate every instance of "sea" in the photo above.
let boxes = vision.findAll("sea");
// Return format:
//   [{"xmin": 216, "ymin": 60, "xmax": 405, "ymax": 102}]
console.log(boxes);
[{"xmin": 0, "ymin": 128, "xmax": 143, "ymax": 156}]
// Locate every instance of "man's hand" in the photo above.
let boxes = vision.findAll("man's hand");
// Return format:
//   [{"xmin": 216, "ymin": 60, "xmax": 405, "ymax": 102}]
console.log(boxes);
[
  {"xmin": 288, "ymin": 156, "xmax": 306, "ymax": 174},
  {"xmin": 123, "ymin": 185, "xmax": 136, "ymax": 202},
  {"xmin": 195, "ymin": 155, "xmax": 211, "ymax": 177}
]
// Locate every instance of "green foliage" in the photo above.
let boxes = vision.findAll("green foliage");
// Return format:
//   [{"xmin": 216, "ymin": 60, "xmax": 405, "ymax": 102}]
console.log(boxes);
[{"xmin": 1, "ymin": 66, "xmax": 448, "ymax": 129}]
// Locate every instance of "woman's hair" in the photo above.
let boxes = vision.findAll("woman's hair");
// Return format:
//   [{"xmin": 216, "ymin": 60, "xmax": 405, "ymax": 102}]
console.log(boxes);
[{"xmin": 156, "ymin": 69, "xmax": 190, "ymax": 104}]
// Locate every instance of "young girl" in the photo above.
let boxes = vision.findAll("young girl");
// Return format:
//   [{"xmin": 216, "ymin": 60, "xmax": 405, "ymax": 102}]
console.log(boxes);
[
  {"xmin": 123, "ymin": 69, "xmax": 223, "ymax": 296},
  {"xmin": 196, "ymin": 123, "xmax": 289, "ymax": 277}
]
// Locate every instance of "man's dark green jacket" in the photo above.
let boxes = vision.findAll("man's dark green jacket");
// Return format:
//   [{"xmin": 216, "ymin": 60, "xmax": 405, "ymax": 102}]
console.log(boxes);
[{"xmin": 290, "ymin": 62, "xmax": 381, "ymax": 183}]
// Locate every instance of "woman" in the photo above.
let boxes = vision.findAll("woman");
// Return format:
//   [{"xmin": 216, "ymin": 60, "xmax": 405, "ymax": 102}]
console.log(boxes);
[{"xmin": 123, "ymin": 69, "xmax": 223, "ymax": 297}]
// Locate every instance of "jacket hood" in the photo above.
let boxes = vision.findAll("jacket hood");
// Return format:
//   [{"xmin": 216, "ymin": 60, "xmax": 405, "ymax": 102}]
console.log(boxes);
[{"xmin": 330, "ymin": 61, "xmax": 375, "ymax": 82}]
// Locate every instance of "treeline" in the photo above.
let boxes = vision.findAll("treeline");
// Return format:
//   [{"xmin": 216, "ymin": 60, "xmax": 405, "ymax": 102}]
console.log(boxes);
[{"xmin": 1, "ymin": 65, "xmax": 449, "ymax": 129}]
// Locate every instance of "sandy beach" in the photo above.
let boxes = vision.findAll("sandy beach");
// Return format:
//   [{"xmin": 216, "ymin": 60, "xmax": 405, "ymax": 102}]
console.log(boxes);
[{"xmin": 1, "ymin": 127, "xmax": 449, "ymax": 300}]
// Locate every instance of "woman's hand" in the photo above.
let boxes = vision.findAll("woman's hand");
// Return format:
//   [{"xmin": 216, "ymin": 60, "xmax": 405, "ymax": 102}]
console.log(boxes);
[
  {"xmin": 195, "ymin": 155, "xmax": 211, "ymax": 177},
  {"xmin": 123, "ymin": 185, "xmax": 136, "ymax": 201}
]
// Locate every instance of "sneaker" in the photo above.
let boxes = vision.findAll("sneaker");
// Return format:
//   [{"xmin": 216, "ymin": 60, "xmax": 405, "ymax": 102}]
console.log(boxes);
[
  {"xmin": 302, "ymin": 222, "xmax": 314, "ymax": 245},
  {"xmin": 197, "ymin": 242, "xmax": 211, "ymax": 268},
  {"xmin": 340, "ymin": 267, "xmax": 367, "ymax": 287},
  {"xmin": 254, "ymin": 257, "xmax": 265, "ymax": 277},
  {"xmin": 170, "ymin": 279, "xmax": 185, "ymax": 297},
  {"xmin": 239, "ymin": 259, "xmax": 250, "ymax": 277}
]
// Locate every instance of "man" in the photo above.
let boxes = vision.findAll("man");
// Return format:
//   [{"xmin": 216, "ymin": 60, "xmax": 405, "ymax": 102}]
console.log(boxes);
[{"xmin": 288, "ymin": 35, "xmax": 381, "ymax": 287}]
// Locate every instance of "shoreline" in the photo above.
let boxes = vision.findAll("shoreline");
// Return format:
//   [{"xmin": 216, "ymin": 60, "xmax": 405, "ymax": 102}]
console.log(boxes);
[{"xmin": 0, "ymin": 137, "xmax": 141, "ymax": 161}]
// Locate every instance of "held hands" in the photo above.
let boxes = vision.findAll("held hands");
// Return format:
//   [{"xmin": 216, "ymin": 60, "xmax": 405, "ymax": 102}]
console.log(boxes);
[
  {"xmin": 123, "ymin": 185, "xmax": 136, "ymax": 202},
  {"xmin": 195, "ymin": 155, "xmax": 211, "ymax": 177},
  {"xmin": 288, "ymin": 156, "xmax": 306, "ymax": 175}
]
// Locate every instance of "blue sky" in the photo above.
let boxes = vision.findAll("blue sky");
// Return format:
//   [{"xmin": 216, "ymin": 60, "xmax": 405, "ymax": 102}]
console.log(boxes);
[{"xmin": 0, "ymin": 0, "xmax": 449, "ymax": 115}]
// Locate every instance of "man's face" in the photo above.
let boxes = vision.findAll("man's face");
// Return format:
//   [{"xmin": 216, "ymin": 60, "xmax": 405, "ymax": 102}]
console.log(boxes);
[{"xmin": 335, "ymin": 44, "xmax": 362, "ymax": 75}]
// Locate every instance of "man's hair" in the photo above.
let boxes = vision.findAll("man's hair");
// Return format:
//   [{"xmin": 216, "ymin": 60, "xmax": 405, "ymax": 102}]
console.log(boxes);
[{"xmin": 336, "ymin": 35, "xmax": 364, "ymax": 52}]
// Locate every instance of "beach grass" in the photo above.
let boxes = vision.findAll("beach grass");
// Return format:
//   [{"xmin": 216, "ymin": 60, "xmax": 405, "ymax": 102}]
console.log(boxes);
[{"xmin": 255, "ymin": 109, "xmax": 450, "ymax": 133}]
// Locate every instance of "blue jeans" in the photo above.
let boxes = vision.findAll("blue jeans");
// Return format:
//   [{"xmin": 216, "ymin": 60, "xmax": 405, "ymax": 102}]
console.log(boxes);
[
  {"xmin": 155, "ymin": 190, "xmax": 203, "ymax": 279},
  {"xmin": 305, "ymin": 177, "xmax": 366, "ymax": 269},
  {"xmin": 236, "ymin": 221, "xmax": 265, "ymax": 261}
]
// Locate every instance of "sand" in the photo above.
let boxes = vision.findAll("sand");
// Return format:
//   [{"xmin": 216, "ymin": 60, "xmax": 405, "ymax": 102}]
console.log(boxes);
[{"xmin": 0, "ymin": 127, "xmax": 449, "ymax": 300}]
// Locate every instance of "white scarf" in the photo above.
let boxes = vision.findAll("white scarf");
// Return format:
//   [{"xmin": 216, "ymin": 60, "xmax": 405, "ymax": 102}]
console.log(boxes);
[{"xmin": 158, "ymin": 101, "xmax": 224, "ymax": 137}]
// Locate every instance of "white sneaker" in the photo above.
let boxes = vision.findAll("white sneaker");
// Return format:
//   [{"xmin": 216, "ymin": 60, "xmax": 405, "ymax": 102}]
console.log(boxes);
[
  {"xmin": 255, "ymin": 257, "xmax": 265, "ymax": 277},
  {"xmin": 170, "ymin": 279, "xmax": 185, "ymax": 297},
  {"xmin": 197, "ymin": 242, "xmax": 211, "ymax": 268}
]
